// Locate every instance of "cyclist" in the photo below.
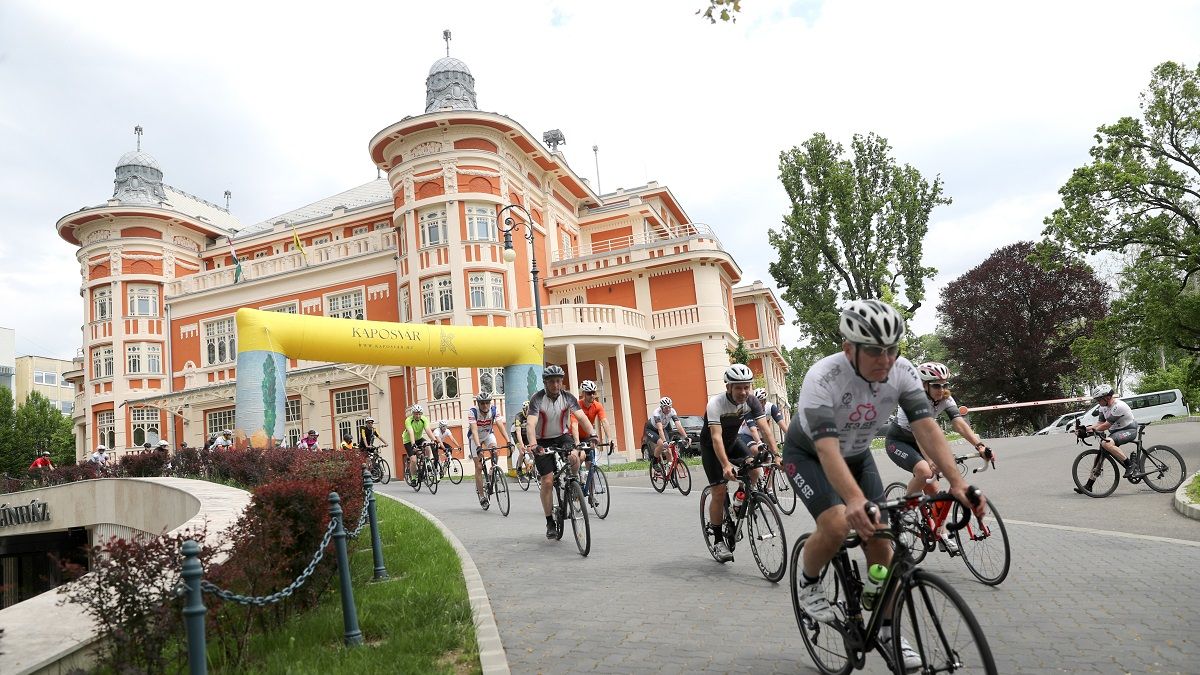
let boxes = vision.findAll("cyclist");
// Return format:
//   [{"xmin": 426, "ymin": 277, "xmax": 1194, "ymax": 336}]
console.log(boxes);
[
  {"xmin": 433, "ymin": 420, "xmax": 461, "ymax": 469},
  {"xmin": 787, "ymin": 299, "xmax": 985, "ymax": 670},
  {"xmin": 400, "ymin": 407, "xmax": 434, "ymax": 479},
  {"xmin": 884, "ymin": 361, "xmax": 990, "ymax": 553},
  {"xmin": 510, "ymin": 401, "xmax": 534, "ymax": 477},
  {"xmin": 340, "ymin": 432, "xmax": 356, "ymax": 452},
  {"xmin": 30, "ymin": 450, "xmax": 54, "ymax": 471},
  {"xmin": 644, "ymin": 396, "xmax": 685, "ymax": 467},
  {"xmin": 359, "ymin": 416, "xmax": 389, "ymax": 459},
  {"xmin": 701, "ymin": 363, "xmax": 779, "ymax": 562},
  {"xmin": 297, "ymin": 429, "xmax": 321, "ymax": 451},
  {"xmin": 576, "ymin": 380, "xmax": 611, "ymax": 498},
  {"xmin": 1075, "ymin": 384, "xmax": 1138, "ymax": 494},
  {"xmin": 467, "ymin": 392, "xmax": 510, "ymax": 508},
  {"xmin": 527, "ymin": 365, "xmax": 598, "ymax": 539},
  {"xmin": 740, "ymin": 387, "xmax": 787, "ymax": 454}
]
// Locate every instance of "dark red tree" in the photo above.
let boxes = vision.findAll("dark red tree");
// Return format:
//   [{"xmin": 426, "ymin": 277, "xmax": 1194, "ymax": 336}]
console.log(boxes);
[{"xmin": 938, "ymin": 241, "xmax": 1107, "ymax": 433}]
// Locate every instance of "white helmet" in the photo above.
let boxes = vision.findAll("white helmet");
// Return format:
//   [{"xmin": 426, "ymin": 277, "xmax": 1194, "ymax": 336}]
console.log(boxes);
[
  {"xmin": 839, "ymin": 299, "xmax": 906, "ymax": 347},
  {"xmin": 96, "ymin": 445, "xmax": 107, "ymax": 451},
  {"xmin": 753, "ymin": 387, "xmax": 768, "ymax": 401},
  {"xmin": 1091, "ymin": 384, "xmax": 1115, "ymax": 400},
  {"xmin": 407, "ymin": 406, "xmax": 421, "ymax": 415},
  {"xmin": 437, "ymin": 420, "xmax": 448, "ymax": 429},
  {"xmin": 581, "ymin": 380, "xmax": 598, "ymax": 393},
  {"xmin": 659, "ymin": 396, "xmax": 673, "ymax": 408},
  {"xmin": 917, "ymin": 362, "xmax": 951, "ymax": 383},
  {"xmin": 158, "ymin": 440, "xmax": 170, "ymax": 448},
  {"xmin": 724, "ymin": 364, "xmax": 754, "ymax": 385}
]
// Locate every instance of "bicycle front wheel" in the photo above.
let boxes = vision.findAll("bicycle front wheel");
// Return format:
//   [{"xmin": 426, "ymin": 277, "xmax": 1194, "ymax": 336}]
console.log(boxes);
[
  {"xmin": 568, "ymin": 482, "xmax": 591, "ymax": 557},
  {"xmin": 674, "ymin": 461, "xmax": 692, "ymax": 496},
  {"xmin": 588, "ymin": 466, "xmax": 610, "ymax": 519},
  {"xmin": 425, "ymin": 462, "xmax": 439, "ymax": 494},
  {"xmin": 1141, "ymin": 444, "xmax": 1186, "ymax": 493},
  {"xmin": 516, "ymin": 462, "xmax": 533, "ymax": 491},
  {"xmin": 951, "ymin": 498, "xmax": 1011, "ymax": 585},
  {"xmin": 650, "ymin": 458, "xmax": 668, "ymax": 493},
  {"xmin": 448, "ymin": 458, "xmax": 464, "ymax": 485},
  {"xmin": 1072, "ymin": 449, "xmax": 1119, "ymax": 497},
  {"xmin": 748, "ymin": 494, "xmax": 787, "ymax": 582},
  {"xmin": 378, "ymin": 458, "xmax": 391, "ymax": 485},
  {"xmin": 493, "ymin": 467, "xmax": 510, "ymax": 516},
  {"xmin": 883, "ymin": 481, "xmax": 927, "ymax": 565},
  {"xmin": 892, "ymin": 569, "xmax": 997, "ymax": 674},
  {"xmin": 370, "ymin": 460, "xmax": 383, "ymax": 483},
  {"xmin": 770, "ymin": 467, "xmax": 797, "ymax": 515},
  {"xmin": 789, "ymin": 533, "xmax": 852, "ymax": 675},
  {"xmin": 699, "ymin": 486, "xmax": 729, "ymax": 564}
]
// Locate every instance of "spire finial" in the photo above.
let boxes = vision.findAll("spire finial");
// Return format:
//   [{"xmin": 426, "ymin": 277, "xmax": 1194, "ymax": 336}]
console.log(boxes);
[
  {"xmin": 224, "ymin": 190, "xmax": 232, "ymax": 210},
  {"xmin": 443, "ymin": 29, "xmax": 451, "ymax": 56},
  {"xmin": 134, "ymin": 125, "xmax": 143, "ymax": 151}
]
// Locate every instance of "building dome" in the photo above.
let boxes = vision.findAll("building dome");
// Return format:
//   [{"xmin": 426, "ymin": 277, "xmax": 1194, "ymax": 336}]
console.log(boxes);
[
  {"xmin": 113, "ymin": 149, "xmax": 166, "ymax": 205},
  {"xmin": 428, "ymin": 57, "xmax": 472, "ymax": 77},
  {"xmin": 116, "ymin": 150, "xmax": 162, "ymax": 172},
  {"xmin": 425, "ymin": 55, "xmax": 477, "ymax": 113}
]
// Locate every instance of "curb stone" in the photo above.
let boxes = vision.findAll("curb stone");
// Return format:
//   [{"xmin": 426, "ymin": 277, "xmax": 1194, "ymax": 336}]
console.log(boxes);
[
  {"xmin": 377, "ymin": 493, "xmax": 510, "ymax": 675},
  {"xmin": 1172, "ymin": 470, "xmax": 1200, "ymax": 521}
]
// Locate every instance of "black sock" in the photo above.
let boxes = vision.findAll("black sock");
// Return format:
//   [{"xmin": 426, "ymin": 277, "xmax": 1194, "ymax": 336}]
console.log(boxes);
[
  {"xmin": 801, "ymin": 571, "xmax": 820, "ymax": 587},
  {"xmin": 1124, "ymin": 458, "xmax": 1132, "ymax": 468},
  {"xmin": 546, "ymin": 515, "xmax": 554, "ymax": 525},
  {"xmin": 1084, "ymin": 479, "xmax": 1095, "ymax": 490}
]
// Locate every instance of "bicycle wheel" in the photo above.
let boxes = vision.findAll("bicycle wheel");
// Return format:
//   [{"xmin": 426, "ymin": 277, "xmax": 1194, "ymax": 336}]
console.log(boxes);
[
  {"xmin": 674, "ymin": 461, "xmax": 692, "ymax": 496},
  {"xmin": 370, "ymin": 460, "xmax": 383, "ymax": 483},
  {"xmin": 1071, "ymin": 449, "xmax": 1119, "ymax": 497},
  {"xmin": 448, "ymin": 458, "xmax": 464, "ymax": 485},
  {"xmin": 1141, "ymin": 444, "xmax": 1186, "ymax": 493},
  {"xmin": 408, "ymin": 461, "xmax": 423, "ymax": 492},
  {"xmin": 516, "ymin": 462, "xmax": 533, "ymax": 491},
  {"xmin": 487, "ymin": 467, "xmax": 509, "ymax": 516},
  {"xmin": 650, "ymin": 458, "xmax": 668, "ymax": 493},
  {"xmin": 378, "ymin": 458, "xmax": 391, "ymax": 485},
  {"xmin": 789, "ymin": 534, "xmax": 852, "ymax": 675},
  {"xmin": 699, "ymin": 486, "xmax": 730, "ymax": 564},
  {"xmin": 883, "ymin": 482, "xmax": 927, "ymax": 564},
  {"xmin": 748, "ymin": 494, "xmax": 787, "ymax": 582},
  {"xmin": 770, "ymin": 467, "xmax": 797, "ymax": 515},
  {"xmin": 588, "ymin": 466, "xmax": 610, "ymax": 519},
  {"xmin": 425, "ymin": 461, "xmax": 439, "ymax": 494},
  {"xmin": 568, "ymin": 482, "xmax": 592, "ymax": 557},
  {"xmin": 892, "ymin": 569, "xmax": 997, "ymax": 674},
  {"xmin": 951, "ymin": 498, "xmax": 1011, "ymax": 586},
  {"xmin": 552, "ymin": 483, "xmax": 565, "ymax": 540}
]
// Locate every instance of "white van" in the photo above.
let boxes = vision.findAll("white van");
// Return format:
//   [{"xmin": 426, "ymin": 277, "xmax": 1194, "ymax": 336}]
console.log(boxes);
[
  {"xmin": 1035, "ymin": 411, "xmax": 1087, "ymax": 435},
  {"xmin": 1076, "ymin": 389, "xmax": 1188, "ymax": 427}
]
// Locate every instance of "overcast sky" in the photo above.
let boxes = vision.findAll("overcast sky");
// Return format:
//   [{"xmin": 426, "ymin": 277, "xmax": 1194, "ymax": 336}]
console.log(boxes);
[{"xmin": 1, "ymin": 0, "xmax": 1198, "ymax": 360}]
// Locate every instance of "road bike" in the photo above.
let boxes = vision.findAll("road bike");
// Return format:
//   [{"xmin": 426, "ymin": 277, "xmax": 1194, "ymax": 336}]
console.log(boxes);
[
  {"xmin": 514, "ymin": 446, "xmax": 537, "ymax": 491},
  {"xmin": 699, "ymin": 449, "xmax": 787, "ymax": 582},
  {"xmin": 364, "ymin": 446, "xmax": 391, "ymax": 485},
  {"xmin": 548, "ymin": 444, "xmax": 591, "ymax": 557},
  {"xmin": 476, "ymin": 444, "xmax": 511, "ymax": 516},
  {"xmin": 1072, "ymin": 422, "xmax": 1187, "ymax": 498},
  {"xmin": 578, "ymin": 440, "xmax": 611, "ymax": 520},
  {"xmin": 791, "ymin": 488, "xmax": 997, "ymax": 675},
  {"xmin": 755, "ymin": 447, "xmax": 796, "ymax": 515},
  {"xmin": 404, "ymin": 440, "xmax": 439, "ymax": 493},
  {"xmin": 435, "ymin": 442, "xmax": 464, "ymax": 484},
  {"xmin": 650, "ymin": 436, "xmax": 692, "ymax": 496}
]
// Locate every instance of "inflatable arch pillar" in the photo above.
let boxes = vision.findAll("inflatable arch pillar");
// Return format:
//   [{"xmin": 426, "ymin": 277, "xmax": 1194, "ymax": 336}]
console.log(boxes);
[{"xmin": 233, "ymin": 308, "xmax": 543, "ymax": 448}]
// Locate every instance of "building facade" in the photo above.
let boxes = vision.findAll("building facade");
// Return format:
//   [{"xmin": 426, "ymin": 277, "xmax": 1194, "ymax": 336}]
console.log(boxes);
[
  {"xmin": 56, "ymin": 51, "xmax": 787, "ymax": 465},
  {"xmin": 0, "ymin": 327, "xmax": 13, "ymax": 393},
  {"xmin": 13, "ymin": 355, "xmax": 76, "ymax": 414}
]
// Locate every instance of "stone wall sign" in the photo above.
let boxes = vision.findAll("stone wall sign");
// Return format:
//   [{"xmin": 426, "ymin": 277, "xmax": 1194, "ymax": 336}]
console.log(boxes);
[{"xmin": 0, "ymin": 499, "xmax": 51, "ymax": 528}]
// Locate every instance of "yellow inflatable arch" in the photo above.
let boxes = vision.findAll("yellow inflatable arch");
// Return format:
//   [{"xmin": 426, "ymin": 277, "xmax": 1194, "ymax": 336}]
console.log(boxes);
[{"xmin": 233, "ymin": 308, "xmax": 543, "ymax": 448}]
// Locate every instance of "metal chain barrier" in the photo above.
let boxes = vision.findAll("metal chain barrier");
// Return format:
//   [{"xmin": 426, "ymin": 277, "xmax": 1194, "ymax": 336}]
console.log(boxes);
[
  {"xmin": 198, "ymin": 517, "xmax": 337, "ymax": 607},
  {"xmin": 347, "ymin": 485, "xmax": 373, "ymax": 539}
]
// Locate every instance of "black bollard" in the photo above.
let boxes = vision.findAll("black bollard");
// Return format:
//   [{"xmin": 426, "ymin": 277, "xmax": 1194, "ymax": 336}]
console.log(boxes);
[
  {"xmin": 329, "ymin": 491, "xmax": 364, "ymax": 646},
  {"xmin": 362, "ymin": 465, "xmax": 389, "ymax": 581},
  {"xmin": 181, "ymin": 539, "xmax": 208, "ymax": 675}
]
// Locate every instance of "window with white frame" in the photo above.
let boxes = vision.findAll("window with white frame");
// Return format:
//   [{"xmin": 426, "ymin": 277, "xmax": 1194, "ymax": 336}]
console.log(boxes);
[
  {"xmin": 438, "ymin": 277, "xmax": 453, "ymax": 313},
  {"xmin": 130, "ymin": 407, "xmax": 161, "ymax": 447},
  {"xmin": 419, "ymin": 209, "xmax": 448, "ymax": 247},
  {"xmin": 421, "ymin": 280, "xmax": 436, "ymax": 316},
  {"xmin": 285, "ymin": 398, "xmax": 302, "ymax": 448},
  {"xmin": 127, "ymin": 285, "xmax": 159, "ymax": 317},
  {"xmin": 491, "ymin": 274, "xmax": 505, "ymax": 309},
  {"xmin": 469, "ymin": 273, "xmax": 486, "ymax": 309},
  {"xmin": 61, "ymin": 401, "xmax": 73, "ymax": 415},
  {"xmin": 92, "ymin": 346, "xmax": 114, "ymax": 379},
  {"xmin": 561, "ymin": 230, "xmax": 572, "ymax": 256},
  {"xmin": 352, "ymin": 226, "xmax": 368, "ymax": 236},
  {"xmin": 34, "ymin": 371, "xmax": 58, "ymax": 385},
  {"xmin": 265, "ymin": 302, "xmax": 298, "ymax": 314},
  {"xmin": 126, "ymin": 343, "xmax": 161, "ymax": 375},
  {"xmin": 97, "ymin": 410, "xmax": 115, "ymax": 449},
  {"xmin": 478, "ymin": 367, "xmax": 505, "ymax": 396},
  {"xmin": 432, "ymin": 368, "xmax": 458, "ymax": 401},
  {"xmin": 399, "ymin": 286, "xmax": 411, "ymax": 322},
  {"xmin": 204, "ymin": 317, "xmax": 236, "ymax": 366},
  {"xmin": 93, "ymin": 288, "xmax": 111, "ymax": 322},
  {"xmin": 468, "ymin": 272, "xmax": 505, "ymax": 310},
  {"xmin": 466, "ymin": 204, "xmax": 497, "ymax": 242},
  {"xmin": 326, "ymin": 290, "xmax": 364, "ymax": 320},
  {"xmin": 207, "ymin": 408, "xmax": 235, "ymax": 437},
  {"xmin": 333, "ymin": 387, "xmax": 370, "ymax": 446}
]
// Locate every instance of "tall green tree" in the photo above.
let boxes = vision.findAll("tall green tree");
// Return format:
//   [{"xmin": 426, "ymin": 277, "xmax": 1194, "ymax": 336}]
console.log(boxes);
[
  {"xmin": 0, "ymin": 386, "xmax": 15, "ymax": 473},
  {"xmin": 782, "ymin": 345, "xmax": 818, "ymax": 405},
  {"xmin": 2, "ymin": 391, "xmax": 74, "ymax": 474},
  {"xmin": 1039, "ymin": 61, "xmax": 1200, "ymax": 360},
  {"xmin": 769, "ymin": 132, "xmax": 950, "ymax": 353}
]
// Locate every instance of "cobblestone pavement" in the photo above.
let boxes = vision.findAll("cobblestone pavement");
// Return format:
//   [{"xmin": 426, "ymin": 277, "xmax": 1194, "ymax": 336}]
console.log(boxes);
[{"xmin": 380, "ymin": 424, "xmax": 1199, "ymax": 674}]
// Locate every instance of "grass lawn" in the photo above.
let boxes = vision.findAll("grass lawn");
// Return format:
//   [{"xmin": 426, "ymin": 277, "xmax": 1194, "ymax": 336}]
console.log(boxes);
[
  {"xmin": 221, "ymin": 495, "xmax": 479, "ymax": 674},
  {"xmin": 598, "ymin": 456, "xmax": 703, "ymax": 473},
  {"xmin": 1187, "ymin": 472, "xmax": 1200, "ymax": 504}
]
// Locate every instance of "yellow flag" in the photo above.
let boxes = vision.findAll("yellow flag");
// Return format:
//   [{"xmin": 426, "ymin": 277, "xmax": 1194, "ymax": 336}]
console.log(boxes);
[{"xmin": 291, "ymin": 225, "xmax": 309, "ymax": 265}]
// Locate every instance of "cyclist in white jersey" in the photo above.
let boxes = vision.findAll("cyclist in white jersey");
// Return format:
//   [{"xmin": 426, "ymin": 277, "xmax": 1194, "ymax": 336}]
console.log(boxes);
[
  {"xmin": 433, "ymin": 419, "xmax": 461, "ymax": 462},
  {"xmin": 738, "ymin": 387, "xmax": 788, "ymax": 449},
  {"xmin": 786, "ymin": 300, "xmax": 986, "ymax": 669},
  {"xmin": 1075, "ymin": 384, "xmax": 1138, "ymax": 493},
  {"xmin": 526, "ymin": 365, "xmax": 598, "ymax": 539},
  {"xmin": 644, "ymin": 398, "xmax": 685, "ymax": 465},
  {"xmin": 467, "ymin": 391, "xmax": 509, "ymax": 508},
  {"xmin": 884, "ymin": 361, "xmax": 990, "ymax": 553}
]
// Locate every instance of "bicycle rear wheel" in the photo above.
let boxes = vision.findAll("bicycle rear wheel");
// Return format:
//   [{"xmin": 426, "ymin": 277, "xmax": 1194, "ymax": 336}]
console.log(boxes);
[
  {"xmin": 892, "ymin": 569, "xmax": 997, "ymax": 674},
  {"xmin": 447, "ymin": 458, "xmax": 464, "ymax": 485},
  {"xmin": 883, "ymin": 481, "xmax": 927, "ymax": 565},
  {"xmin": 378, "ymin": 458, "xmax": 391, "ymax": 485},
  {"xmin": 1072, "ymin": 449, "xmax": 1119, "ymax": 497},
  {"xmin": 951, "ymin": 498, "xmax": 1010, "ymax": 585},
  {"xmin": 1141, "ymin": 445, "xmax": 1186, "ymax": 493},
  {"xmin": 650, "ymin": 458, "xmax": 668, "ymax": 493},
  {"xmin": 568, "ymin": 483, "xmax": 591, "ymax": 556},
  {"xmin": 588, "ymin": 466, "xmax": 610, "ymax": 519},
  {"xmin": 492, "ymin": 467, "xmax": 510, "ymax": 516},
  {"xmin": 748, "ymin": 494, "xmax": 787, "ymax": 582},
  {"xmin": 674, "ymin": 461, "xmax": 692, "ymax": 496},
  {"xmin": 789, "ymin": 533, "xmax": 852, "ymax": 675},
  {"xmin": 770, "ymin": 467, "xmax": 797, "ymax": 515}
]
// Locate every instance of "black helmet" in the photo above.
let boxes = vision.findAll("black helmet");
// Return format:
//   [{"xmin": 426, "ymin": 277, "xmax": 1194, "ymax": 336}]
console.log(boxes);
[{"xmin": 342, "ymin": 432, "xmax": 353, "ymax": 443}]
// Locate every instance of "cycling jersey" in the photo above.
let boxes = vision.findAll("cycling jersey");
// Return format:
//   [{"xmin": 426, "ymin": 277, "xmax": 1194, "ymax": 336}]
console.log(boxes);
[
  {"xmin": 647, "ymin": 407, "xmax": 679, "ymax": 429},
  {"xmin": 887, "ymin": 395, "xmax": 961, "ymax": 444},
  {"xmin": 510, "ymin": 410, "xmax": 529, "ymax": 437},
  {"xmin": 701, "ymin": 394, "xmax": 765, "ymax": 449},
  {"xmin": 528, "ymin": 389, "xmax": 581, "ymax": 441},
  {"xmin": 297, "ymin": 437, "xmax": 320, "ymax": 451},
  {"xmin": 785, "ymin": 352, "xmax": 930, "ymax": 460},
  {"xmin": 467, "ymin": 405, "xmax": 503, "ymax": 440},
  {"xmin": 1098, "ymin": 399, "xmax": 1136, "ymax": 430},
  {"xmin": 400, "ymin": 416, "xmax": 427, "ymax": 444},
  {"xmin": 579, "ymin": 399, "xmax": 606, "ymax": 425},
  {"xmin": 433, "ymin": 427, "xmax": 454, "ymax": 443},
  {"xmin": 738, "ymin": 402, "xmax": 784, "ymax": 436},
  {"xmin": 359, "ymin": 424, "xmax": 387, "ymax": 448}
]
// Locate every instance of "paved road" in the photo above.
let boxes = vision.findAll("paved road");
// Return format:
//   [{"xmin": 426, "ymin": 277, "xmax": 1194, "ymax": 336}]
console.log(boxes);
[{"xmin": 380, "ymin": 424, "xmax": 1199, "ymax": 674}]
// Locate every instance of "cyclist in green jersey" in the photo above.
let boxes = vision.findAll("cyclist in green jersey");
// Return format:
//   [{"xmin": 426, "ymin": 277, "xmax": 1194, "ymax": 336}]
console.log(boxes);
[{"xmin": 402, "ymin": 405, "xmax": 436, "ymax": 478}]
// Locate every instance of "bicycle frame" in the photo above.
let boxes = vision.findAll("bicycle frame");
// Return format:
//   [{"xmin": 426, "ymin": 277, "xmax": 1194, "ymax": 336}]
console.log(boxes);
[{"xmin": 1077, "ymin": 423, "xmax": 1150, "ymax": 479}]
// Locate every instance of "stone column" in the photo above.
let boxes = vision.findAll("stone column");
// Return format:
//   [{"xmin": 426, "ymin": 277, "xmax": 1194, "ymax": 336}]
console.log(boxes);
[
  {"xmin": 566, "ymin": 342, "xmax": 578, "ymax": 392},
  {"xmin": 615, "ymin": 344, "xmax": 635, "ymax": 462}
]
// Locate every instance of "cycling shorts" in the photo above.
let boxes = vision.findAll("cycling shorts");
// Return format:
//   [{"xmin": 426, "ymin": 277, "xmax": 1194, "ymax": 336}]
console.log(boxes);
[
  {"xmin": 785, "ymin": 450, "xmax": 883, "ymax": 520},
  {"xmin": 1109, "ymin": 424, "xmax": 1138, "ymax": 447},
  {"xmin": 884, "ymin": 437, "xmax": 925, "ymax": 473},
  {"xmin": 700, "ymin": 436, "xmax": 752, "ymax": 486},
  {"xmin": 467, "ymin": 432, "xmax": 497, "ymax": 458},
  {"xmin": 535, "ymin": 435, "xmax": 574, "ymax": 477}
]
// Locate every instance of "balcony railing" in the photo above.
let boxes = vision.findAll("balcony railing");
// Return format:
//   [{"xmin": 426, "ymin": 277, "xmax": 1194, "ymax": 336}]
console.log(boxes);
[
  {"xmin": 554, "ymin": 223, "xmax": 723, "ymax": 263},
  {"xmin": 165, "ymin": 230, "xmax": 397, "ymax": 297},
  {"xmin": 513, "ymin": 303, "xmax": 649, "ymax": 338},
  {"xmin": 651, "ymin": 306, "xmax": 699, "ymax": 330}
]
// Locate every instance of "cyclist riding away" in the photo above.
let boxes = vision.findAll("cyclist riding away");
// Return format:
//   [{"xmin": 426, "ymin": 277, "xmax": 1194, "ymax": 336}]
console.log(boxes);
[
  {"xmin": 576, "ymin": 380, "xmax": 612, "ymax": 494},
  {"xmin": 510, "ymin": 401, "xmax": 533, "ymax": 476},
  {"xmin": 701, "ymin": 363, "xmax": 780, "ymax": 562},
  {"xmin": 527, "ymin": 365, "xmax": 598, "ymax": 539},
  {"xmin": 1075, "ymin": 384, "xmax": 1137, "ymax": 494},
  {"xmin": 645, "ymin": 396, "xmax": 685, "ymax": 466},
  {"xmin": 885, "ymin": 361, "xmax": 990, "ymax": 553},
  {"xmin": 786, "ymin": 299, "xmax": 986, "ymax": 670},
  {"xmin": 468, "ymin": 392, "xmax": 510, "ymax": 508}
]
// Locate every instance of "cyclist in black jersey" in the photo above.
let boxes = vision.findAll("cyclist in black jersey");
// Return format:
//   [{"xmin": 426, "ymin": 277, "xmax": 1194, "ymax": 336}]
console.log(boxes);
[{"xmin": 527, "ymin": 365, "xmax": 599, "ymax": 539}]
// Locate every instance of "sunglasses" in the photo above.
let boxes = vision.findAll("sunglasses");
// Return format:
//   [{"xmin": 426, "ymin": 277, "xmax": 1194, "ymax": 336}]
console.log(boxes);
[
  {"xmin": 856, "ymin": 344, "xmax": 900, "ymax": 358},
  {"xmin": 928, "ymin": 383, "xmax": 948, "ymax": 390}
]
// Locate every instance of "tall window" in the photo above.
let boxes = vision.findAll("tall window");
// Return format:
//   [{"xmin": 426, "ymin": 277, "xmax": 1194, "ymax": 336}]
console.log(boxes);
[
  {"xmin": 126, "ymin": 343, "xmax": 161, "ymax": 375},
  {"xmin": 93, "ymin": 346, "xmax": 114, "ymax": 379},
  {"xmin": 478, "ymin": 367, "xmax": 505, "ymax": 396},
  {"xmin": 97, "ymin": 410, "xmax": 115, "ymax": 449},
  {"xmin": 127, "ymin": 285, "xmax": 159, "ymax": 317},
  {"xmin": 130, "ymin": 407, "xmax": 161, "ymax": 446},
  {"xmin": 285, "ymin": 398, "xmax": 302, "ymax": 448},
  {"xmin": 422, "ymin": 276, "xmax": 453, "ymax": 316},
  {"xmin": 326, "ymin": 290, "xmax": 365, "ymax": 320},
  {"xmin": 204, "ymin": 317, "xmax": 236, "ymax": 366},
  {"xmin": 466, "ymin": 204, "xmax": 497, "ymax": 242},
  {"xmin": 469, "ymin": 273, "xmax": 486, "ymax": 309},
  {"xmin": 399, "ymin": 286, "xmax": 411, "ymax": 323},
  {"xmin": 560, "ymin": 230, "xmax": 572, "ymax": 256},
  {"xmin": 333, "ymin": 387, "xmax": 370, "ymax": 445},
  {"xmin": 468, "ymin": 272, "xmax": 505, "ymax": 310},
  {"xmin": 432, "ymin": 368, "xmax": 458, "ymax": 401},
  {"xmin": 491, "ymin": 274, "xmax": 505, "ymax": 310},
  {"xmin": 421, "ymin": 280, "xmax": 436, "ymax": 316},
  {"xmin": 438, "ymin": 277, "xmax": 453, "ymax": 313},
  {"xmin": 207, "ymin": 408, "xmax": 235, "ymax": 437},
  {"xmin": 93, "ymin": 288, "xmax": 111, "ymax": 322},
  {"xmin": 419, "ymin": 209, "xmax": 447, "ymax": 247}
]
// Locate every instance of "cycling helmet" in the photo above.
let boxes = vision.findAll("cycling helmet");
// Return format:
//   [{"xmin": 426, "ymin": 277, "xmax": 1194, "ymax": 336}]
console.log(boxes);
[
  {"xmin": 542, "ymin": 364, "xmax": 566, "ymax": 380},
  {"xmin": 307, "ymin": 429, "xmax": 318, "ymax": 436},
  {"xmin": 96, "ymin": 445, "xmax": 107, "ymax": 451},
  {"xmin": 476, "ymin": 391, "xmax": 492, "ymax": 403},
  {"xmin": 158, "ymin": 440, "xmax": 170, "ymax": 448},
  {"xmin": 408, "ymin": 406, "xmax": 421, "ymax": 415},
  {"xmin": 342, "ymin": 432, "xmax": 353, "ymax": 443},
  {"xmin": 1091, "ymin": 384, "xmax": 1115, "ymax": 400},
  {"xmin": 724, "ymin": 364, "xmax": 755, "ymax": 385},
  {"xmin": 753, "ymin": 387, "xmax": 768, "ymax": 401},
  {"xmin": 438, "ymin": 420, "xmax": 448, "ymax": 429},
  {"xmin": 917, "ymin": 362, "xmax": 952, "ymax": 383},
  {"xmin": 41, "ymin": 450, "xmax": 51, "ymax": 456},
  {"xmin": 581, "ymin": 380, "xmax": 598, "ymax": 393},
  {"xmin": 142, "ymin": 442, "xmax": 152, "ymax": 449},
  {"xmin": 659, "ymin": 396, "xmax": 673, "ymax": 408},
  {"xmin": 839, "ymin": 299, "xmax": 906, "ymax": 346}
]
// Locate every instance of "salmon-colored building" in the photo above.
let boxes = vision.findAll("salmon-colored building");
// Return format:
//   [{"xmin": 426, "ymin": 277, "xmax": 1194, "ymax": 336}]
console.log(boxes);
[{"xmin": 56, "ymin": 49, "xmax": 787, "ymax": 466}]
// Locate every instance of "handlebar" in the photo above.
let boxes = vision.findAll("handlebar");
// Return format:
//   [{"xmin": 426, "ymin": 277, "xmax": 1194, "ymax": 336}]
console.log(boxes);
[{"xmin": 866, "ymin": 486, "xmax": 982, "ymax": 533}]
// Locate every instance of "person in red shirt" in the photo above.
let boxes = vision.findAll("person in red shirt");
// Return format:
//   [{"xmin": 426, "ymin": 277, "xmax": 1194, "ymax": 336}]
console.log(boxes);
[
  {"xmin": 29, "ymin": 451, "xmax": 54, "ymax": 471},
  {"xmin": 575, "ymin": 380, "xmax": 612, "ymax": 498}
]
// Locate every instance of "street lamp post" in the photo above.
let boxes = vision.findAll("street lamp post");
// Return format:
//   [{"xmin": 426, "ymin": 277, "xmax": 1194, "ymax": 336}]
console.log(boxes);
[{"xmin": 497, "ymin": 204, "xmax": 543, "ymax": 330}]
